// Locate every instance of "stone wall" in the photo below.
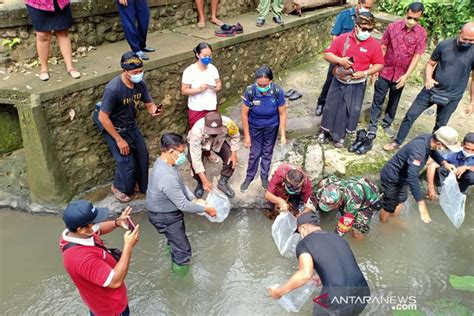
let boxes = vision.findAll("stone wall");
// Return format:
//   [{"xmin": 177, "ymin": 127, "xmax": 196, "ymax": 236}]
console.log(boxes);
[
  {"xmin": 40, "ymin": 17, "xmax": 333, "ymax": 200},
  {"xmin": 0, "ymin": 0, "xmax": 257, "ymax": 61}
]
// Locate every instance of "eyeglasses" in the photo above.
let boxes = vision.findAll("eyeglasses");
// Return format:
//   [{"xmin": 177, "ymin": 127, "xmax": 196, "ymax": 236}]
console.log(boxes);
[
  {"xmin": 406, "ymin": 16, "xmax": 420, "ymax": 21},
  {"xmin": 357, "ymin": 25, "xmax": 374, "ymax": 32}
]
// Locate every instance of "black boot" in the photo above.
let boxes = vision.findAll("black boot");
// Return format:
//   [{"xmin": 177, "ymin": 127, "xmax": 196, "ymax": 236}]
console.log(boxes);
[
  {"xmin": 217, "ymin": 176, "xmax": 235, "ymax": 198},
  {"xmin": 315, "ymin": 104, "xmax": 324, "ymax": 116},
  {"xmin": 349, "ymin": 129, "xmax": 367, "ymax": 153},
  {"xmin": 355, "ymin": 133, "xmax": 376, "ymax": 155},
  {"xmin": 194, "ymin": 181, "xmax": 204, "ymax": 199}
]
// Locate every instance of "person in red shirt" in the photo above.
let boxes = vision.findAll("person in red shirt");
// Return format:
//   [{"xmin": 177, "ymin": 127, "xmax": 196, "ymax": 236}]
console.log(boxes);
[
  {"xmin": 59, "ymin": 200, "xmax": 139, "ymax": 316},
  {"xmin": 367, "ymin": 2, "xmax": 427, "ymax": 142},
  {"xmin": 263, "ymin": 163, "xmax": 315, "ymax": 219},
  {"xmin": 318, "ymin": 12, "xmax": 384, "ymax": 148}
]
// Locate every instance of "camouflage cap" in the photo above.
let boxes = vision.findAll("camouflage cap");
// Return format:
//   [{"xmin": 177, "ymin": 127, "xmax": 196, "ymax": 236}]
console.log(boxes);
[{"xmin": 318, "ymin": 183, "xmax": 343, "ymax": 212}]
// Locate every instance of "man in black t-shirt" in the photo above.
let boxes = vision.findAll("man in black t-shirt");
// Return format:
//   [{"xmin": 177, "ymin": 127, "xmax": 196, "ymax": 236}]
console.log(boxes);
[
  {"xmin": 268, "ymin": 213, "xmax": 370, "ymax": 315},
  {"xmin": 99, "ymin": 52, "xmax": 162, "ymax": 202},
  {"xmin": 384, "ymin": 22, "xmax": 474, "ymax": 151}
]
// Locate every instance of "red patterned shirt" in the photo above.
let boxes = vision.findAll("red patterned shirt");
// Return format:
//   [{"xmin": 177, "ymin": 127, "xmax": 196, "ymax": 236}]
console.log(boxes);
[{"xmin": 380, "ymin": 19, "xmax": 427, "ymax": 82}]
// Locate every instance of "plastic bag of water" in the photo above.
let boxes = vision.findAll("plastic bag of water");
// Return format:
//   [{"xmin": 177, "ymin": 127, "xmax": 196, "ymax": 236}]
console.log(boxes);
[
  {"xmin": 439, "ymin": 171, "xmax": 466, "ymax": 229},
  {"xmin": 272, "ymin": 212, "xmax": 301, "ymax": 257},
  {"xmin": 202, "ymin": 189, "xmax": 231, "ymax": 223},
  {"xmin": 276, "ymin": 279, "xmax": 319, "ymax": 313}
]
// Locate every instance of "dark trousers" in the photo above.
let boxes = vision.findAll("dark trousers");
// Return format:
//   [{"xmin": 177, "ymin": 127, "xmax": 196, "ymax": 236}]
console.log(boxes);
[
  {"xmin": 245, "ymin": 125, "xmax": 279, "ymax": 181},
  {"xmin": 148, "ymin": 210, "xmax": 192, "ymax": 265},
  {"xmin": 317, "ymin": 64, "xmax": 335, "ymax": 107},
  {"xmin": 395, "ymin": 88, "xmax": 461, "ymax": 145},
  {"xmin": 103, "ymin": 127, "xmax": 149, "ymax": 195},
  {"xmin": 368, "ymin": 76, "xmax": 404, "ymax": 134},
  {"xmin": 117, "ymin": 0, "xmax": 150, "ymax": 53},
  {"xmin": 437, "ymin": 166, "xmax": 474, "ymax": 193},
  {"xmin": 188, "ymin": 142, "xmax": 235, "ymax": 183},
  {"xmin": 90, "ymin": 305, "xmax": 129, "ymax": 316}
]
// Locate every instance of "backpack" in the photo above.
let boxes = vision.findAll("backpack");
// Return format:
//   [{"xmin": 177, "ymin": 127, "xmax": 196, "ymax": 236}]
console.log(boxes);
[
  {"xmin": 92, "ymin": 101, "xmax": 105, "ymax": 134},
  {"xmin": 245, "ymin": 83, "xmax": 281, "ymax": 110}
]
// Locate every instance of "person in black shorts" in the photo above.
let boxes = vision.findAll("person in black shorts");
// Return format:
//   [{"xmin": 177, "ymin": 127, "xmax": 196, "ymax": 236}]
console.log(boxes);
[
  {"xmin": 99, "ymin": 52, "xmax": 162, "ymax": 203},
  {"xmin": 379, "ymin": 127, "xmax": 459, "ymax": 224},
  {"xmin": 268, "ymin": 212, "xmax": 370, "ymax": 315}
]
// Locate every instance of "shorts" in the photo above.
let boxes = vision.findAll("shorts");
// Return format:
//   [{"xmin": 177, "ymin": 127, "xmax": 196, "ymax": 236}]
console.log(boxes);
[{"xmin": 380, "ymin": 181, "xmax": 408, "ymax": 213}]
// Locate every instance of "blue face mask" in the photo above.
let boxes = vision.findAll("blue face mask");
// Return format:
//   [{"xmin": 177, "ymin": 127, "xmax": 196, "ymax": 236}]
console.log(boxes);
[
  {"xmin": 175, "ymin": 152, "xmax": 187, "ymax": 166},
  {"xmin": 129, "ymin": 71, "xmax": 144, "ymax": 83},
  {"xmin": 200, "ymin": 56, "xmax": 212, "ymax": 66},
  {"xmin": 257, "ymin": 84, "xmax": 271, "ymax": 93}
]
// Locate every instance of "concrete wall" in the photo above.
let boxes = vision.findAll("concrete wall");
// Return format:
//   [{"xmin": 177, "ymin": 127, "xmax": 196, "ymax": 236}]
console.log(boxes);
[{"xmin": 0, "ymin": 0, "xmax": 257, "ymax": 61}]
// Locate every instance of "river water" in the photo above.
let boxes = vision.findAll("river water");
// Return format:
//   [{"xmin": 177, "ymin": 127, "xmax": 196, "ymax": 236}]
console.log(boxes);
[{"xmin": 1, "ymin": 196, "xmax": 473, "ymax": 315}]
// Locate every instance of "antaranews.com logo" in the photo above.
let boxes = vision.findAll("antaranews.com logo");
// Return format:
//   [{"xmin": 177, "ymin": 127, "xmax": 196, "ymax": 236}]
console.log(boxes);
[{"xmin": 313, "ymin": 294, "xmax": 417, "ymax": 311}]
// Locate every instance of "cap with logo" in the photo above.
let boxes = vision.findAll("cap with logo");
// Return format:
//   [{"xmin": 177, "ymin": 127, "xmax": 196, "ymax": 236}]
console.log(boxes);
[
  {"xmin": 63, "ymin": 200, "xmax": 109, "ymax": 231},
  {"xmin": 434, "ymin": 126, "xmax": 461, "ymax": 152},
  {"xmin": 120, "ymin": 51, "xmax": 144, "ymax": 70},
  {"xmin": 295, "ymin": 212, "xmax": 321, "ymax": 232},
  {"xmin": 204, "ymin": 111, "xmax": 225, "ymax": 135}
]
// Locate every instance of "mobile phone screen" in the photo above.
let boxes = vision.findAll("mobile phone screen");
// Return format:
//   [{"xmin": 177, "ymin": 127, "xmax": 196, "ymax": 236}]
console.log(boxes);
[{"xmin": 127, "ymin": 218, "xmax": 136, "ymax": 231}]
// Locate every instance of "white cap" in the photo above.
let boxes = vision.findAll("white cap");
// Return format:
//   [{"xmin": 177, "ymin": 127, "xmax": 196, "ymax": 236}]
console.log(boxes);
[{"xmin": 434, "ymin": 126, "xmax": 461, "ymax": 152}]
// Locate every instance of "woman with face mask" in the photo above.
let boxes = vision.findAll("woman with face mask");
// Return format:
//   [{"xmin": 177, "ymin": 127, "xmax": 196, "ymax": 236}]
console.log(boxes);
[
  {"xmin": 318, "ymin": 12, "xmax": 384, "ymax": 149},
  {"xmin": 240, "ymin": 65, "xmax": 287, "ymax": 192},
  {"xmin": 146, "ymin": 133, "xmax": 217, "ymax": 276},
  {"xmin": 181, "ymin": 42, "xmax": 222, "ymax": 129}
]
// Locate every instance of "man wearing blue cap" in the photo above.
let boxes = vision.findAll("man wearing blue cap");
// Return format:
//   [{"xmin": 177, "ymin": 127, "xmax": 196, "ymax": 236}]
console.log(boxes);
[
  {"xmin": 59, "ymin": 200, "xmax": 139, "ymax": 315},
  {"xmin": 99, "ymin": 51, "xmax": 162, "ymax": 203}
]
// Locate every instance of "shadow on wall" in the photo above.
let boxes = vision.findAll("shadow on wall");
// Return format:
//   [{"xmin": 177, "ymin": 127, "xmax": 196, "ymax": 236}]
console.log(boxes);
[{"xmin": 0, "ymin": 104, "xmax": 23, "ymax": 155}]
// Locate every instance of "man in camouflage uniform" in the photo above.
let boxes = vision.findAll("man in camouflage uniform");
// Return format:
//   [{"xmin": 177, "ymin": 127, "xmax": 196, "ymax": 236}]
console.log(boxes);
[{"xmin": 316, "ymin": 176, "xmax": 381, "ymax": 240}]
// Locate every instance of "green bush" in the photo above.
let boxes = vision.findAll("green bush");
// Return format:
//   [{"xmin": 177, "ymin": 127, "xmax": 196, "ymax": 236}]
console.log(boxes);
[{"xmin": 378, "ymin": 0, "xmax": 474, "ymax": 45}]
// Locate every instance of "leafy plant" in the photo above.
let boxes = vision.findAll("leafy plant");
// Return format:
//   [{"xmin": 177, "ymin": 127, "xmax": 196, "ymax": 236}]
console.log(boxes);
[
  {"xmin": 378, "ymin": 0, "xmax": 474, "ymax": 45},
  {"xmin": 1, "ymin": 38, "xmax": 21, "ymax": 50},
  {"xmin": 449, "ymin": 275, "xmax": 474, "ymax": 292}
]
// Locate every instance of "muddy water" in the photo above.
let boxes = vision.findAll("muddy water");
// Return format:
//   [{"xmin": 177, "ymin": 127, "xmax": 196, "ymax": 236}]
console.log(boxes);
[{"xmin": 1, "ymin": 196, "xmax": 473, "ymax": 315}]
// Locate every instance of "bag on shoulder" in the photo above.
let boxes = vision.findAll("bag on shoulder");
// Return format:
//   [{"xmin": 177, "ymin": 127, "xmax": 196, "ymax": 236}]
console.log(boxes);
[
  {"xmin": 62, "ymin": 242, "xmax": 122, "ymax": 262},
  {"xmin": 92, "ymin": 101, "xmax": 105, "ymax": 134}
]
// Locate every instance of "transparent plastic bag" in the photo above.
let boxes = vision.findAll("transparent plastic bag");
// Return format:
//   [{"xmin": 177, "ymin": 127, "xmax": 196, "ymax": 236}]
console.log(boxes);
[
  {"xmin": 439, "ymin": 172, "xmax": 466, "ymax": 229},
  {"xmin": 202, "ymin": 189, "xmax": 231, "ymax": 223},
  {"xmin": 272, "ymin": 212, "xmax": 301, "ymax": 257},
  {"xmin": 276, "ymin": 279, "xmax": 319, "ymax": 313}
]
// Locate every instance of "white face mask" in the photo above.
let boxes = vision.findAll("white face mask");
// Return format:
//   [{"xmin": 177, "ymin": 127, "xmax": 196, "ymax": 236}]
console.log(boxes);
[
  {"xmin": 356, "ymin": 30, "xmax": 371, "ymax": 41},
  {"xmin": 462, "ymin": 148, "xmax": 474, "ymax": 158},
  {"xmin": 359, "ymin": 7, "xmax": 369, "ymax": 13}
]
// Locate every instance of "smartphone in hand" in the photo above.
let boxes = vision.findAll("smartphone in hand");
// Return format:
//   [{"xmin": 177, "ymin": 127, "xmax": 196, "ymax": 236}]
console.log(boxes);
[{"xmin": 127, "ymin": 218, "xmax": 136, "ymax": 231}]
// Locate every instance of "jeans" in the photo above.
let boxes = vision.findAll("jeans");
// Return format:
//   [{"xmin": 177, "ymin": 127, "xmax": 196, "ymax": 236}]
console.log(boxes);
[
  {"xmin": 104, "ymin": 127, "xmax": 149, "ymax": 195},
  {"xmin": 395, "ymin": 88, "xmax": 461, "ymax": 145},
  {"xmin": 117, "ymin": 0, "xmax": 150, "ymax": 52},
  {"xmin": 368, "ymin": 76, "xmax": 404, "ymax": 134}
]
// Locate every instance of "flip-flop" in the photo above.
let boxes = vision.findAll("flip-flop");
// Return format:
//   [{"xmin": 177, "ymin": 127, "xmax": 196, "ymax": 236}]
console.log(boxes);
[
  {"xmin": 285, "ymin": 89, "xmax": 296, "ymax": 97},
  {"xmin": 288, "ymin": 91, "xmax": 302, "ymax": 101},
  {"xmin": 111, "ymin": 187, "xmax": 131, "ymax": 203},
  {"xmin": 38, "ymin": 71, "xmax": 50, "ymax": 81},
  {"xmin": 210, "ymin": 20, "xmax": 224, "ymax": 26},
  {"xmin": 197, "ymin": 21, "xmax": 206, "ymax": 28},
  {"xmin": 68, "ymin": 69, "xmax": 81, "ymax": 79}
]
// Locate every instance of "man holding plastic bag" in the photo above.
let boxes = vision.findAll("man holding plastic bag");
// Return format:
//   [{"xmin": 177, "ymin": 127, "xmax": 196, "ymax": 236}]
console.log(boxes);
[
  {"xmin": 264, "ymin": 164, "xmax": 315, "ymax": 220},
  {"xmin": 316, "ymin": 176, "xmax": 381, "ymax": 240},
  {"xmin": 146, "ymin": 133, "xmax": 216, "ymax": 276},
  {"xmin": 268, "ymin": 212, "xmax": 370, "ymax": 315}
]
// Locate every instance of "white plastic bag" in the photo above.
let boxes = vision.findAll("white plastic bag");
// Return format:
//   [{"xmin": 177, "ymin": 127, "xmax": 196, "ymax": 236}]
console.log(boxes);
[
  {"xmin": 272, "ymin": 212, "xmax": 301, "ymax": 257},
  {"xmin": 439, "ymin": 172, "xmax": 466, "ymax": 229},
  {"xmin": 202, "ymin": 189, "xmax": 231, "ymax": 223},
  {"xmin": 276, "ymin": 279, "xmax": 319, "ymax": 313}
]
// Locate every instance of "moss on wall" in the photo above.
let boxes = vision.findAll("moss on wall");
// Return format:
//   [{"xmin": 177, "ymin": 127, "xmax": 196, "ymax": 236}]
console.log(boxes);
[{"xmin": 0, "ymin": 105, "xmax": 23, "ymax": 154}]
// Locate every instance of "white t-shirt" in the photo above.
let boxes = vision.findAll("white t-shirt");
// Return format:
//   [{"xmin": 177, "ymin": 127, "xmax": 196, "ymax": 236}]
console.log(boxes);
[{"xmin": 182, "ymin": 63, "xmax": 220, "ymax": 111}]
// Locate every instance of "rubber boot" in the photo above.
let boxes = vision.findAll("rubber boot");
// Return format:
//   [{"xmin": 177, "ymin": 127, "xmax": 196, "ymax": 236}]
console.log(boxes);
[
  {"xmin": 349, "ymin": 129, "xmax": 367, "ymax": 153},
  {"xmin": 356, "ymin": 133, "xmax": 376, "ymax": 155},
  {"xmin": 217, "ymin": 176, "xmax": 235, "ymax": 198},
  {"xmin": 194, "ymin": 181, "xmax": 204, "ymax": 199},
  {"xmin": 171, "ymin": 262, "xmax": 190, "ymax": 277}
]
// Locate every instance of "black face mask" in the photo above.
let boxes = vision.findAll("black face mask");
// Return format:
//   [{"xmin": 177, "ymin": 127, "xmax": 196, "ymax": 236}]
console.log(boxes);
[{"xmin": 457, "ymin": 39, "xmax": 472, "ymax": 50}]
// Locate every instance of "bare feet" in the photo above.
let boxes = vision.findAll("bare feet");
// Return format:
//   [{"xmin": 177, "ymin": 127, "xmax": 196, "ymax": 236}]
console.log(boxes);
[
  {"xmin": 111, "ymin": 185, "xmax": 131, "ymax": 203},
  {"xmin": 210, "ymin": 18, "xmax": 224, "ymax": 26},
  {"xmin": 197, "ymin": 21, "xmax": 205, "ymax": 28},
  {"xmin": 379, "ymin": 209, "xmax": 390, "ymax": 223},
  {"xmin": 351, "ymin": 230, "xmax": 365, "ymax": 240},
  {"xmin": 427, "ymin": 186, "xmax": 438, "ymax": 200}
]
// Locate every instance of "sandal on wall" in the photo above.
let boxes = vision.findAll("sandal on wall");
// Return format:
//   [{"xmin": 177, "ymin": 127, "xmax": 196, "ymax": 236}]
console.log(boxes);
[
  {"xmin": 38, "ymin": 71, "xmax": 50, "ymax": 81},
  {"xmin": 68, "ymin": 68, "xmax": 81, "ymax": 79}
]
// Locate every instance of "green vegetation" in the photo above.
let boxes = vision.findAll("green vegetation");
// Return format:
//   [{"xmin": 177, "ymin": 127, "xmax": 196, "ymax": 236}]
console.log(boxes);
[
  {"xmin": 1, "ymin": 38, "xmax": 21, "ymax": 55},
  {"xmin": 378, "ymin": 0, "xmax": 474, "ymax": 44},
  {"xmin": 0, "ymin": 106, "xmax": 23, "ymax": 154}
]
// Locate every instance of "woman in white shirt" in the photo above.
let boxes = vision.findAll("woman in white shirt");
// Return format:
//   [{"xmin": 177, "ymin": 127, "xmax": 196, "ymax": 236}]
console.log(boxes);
[{"xmin": 181, "ymin": 42, "xmax": 222, "ymax": 129}]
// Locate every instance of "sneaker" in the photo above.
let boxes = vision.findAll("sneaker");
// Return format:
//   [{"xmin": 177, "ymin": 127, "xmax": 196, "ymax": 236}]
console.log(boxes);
[
  {"xmin": 135, "ymin": 51, "xmax": 149, "ymax": 60},
  {"xmin": 233, "ymin": 22, "xmax": 244, "ymax": 34},
  {"xmin": 383, "ymin": 126, "xmax": 396, "ymax": 138},
  {"xmin": 240, "ymin": 179, "xmax": 253, "ymax": 193},
  {"xmin": 256, "ymin": 18, "xmax": 265, "ymax": 27},
  {"xmin": 261, "ymin": 178, "xmax": 269, "ymax": 190},
  {"xmin": 141, "ymin": 47, "xmax": 155, "ymax": 52},
  {"xmin": 273, "ymin": 16, "xmax": 284, "ymax": 24}
]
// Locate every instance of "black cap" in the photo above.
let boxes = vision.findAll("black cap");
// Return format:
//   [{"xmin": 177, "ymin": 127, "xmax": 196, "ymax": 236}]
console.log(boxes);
[
  {"xmin": 295, "ymin": 212, "xmax": 320, "ymax": 233},
  {"xmin": 63, "ymin": 200, "xmax": 109, "ymax": 231},
  {"xmin": 120, "ymin": 51, "xmax": 143, "ymax": 70}
]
